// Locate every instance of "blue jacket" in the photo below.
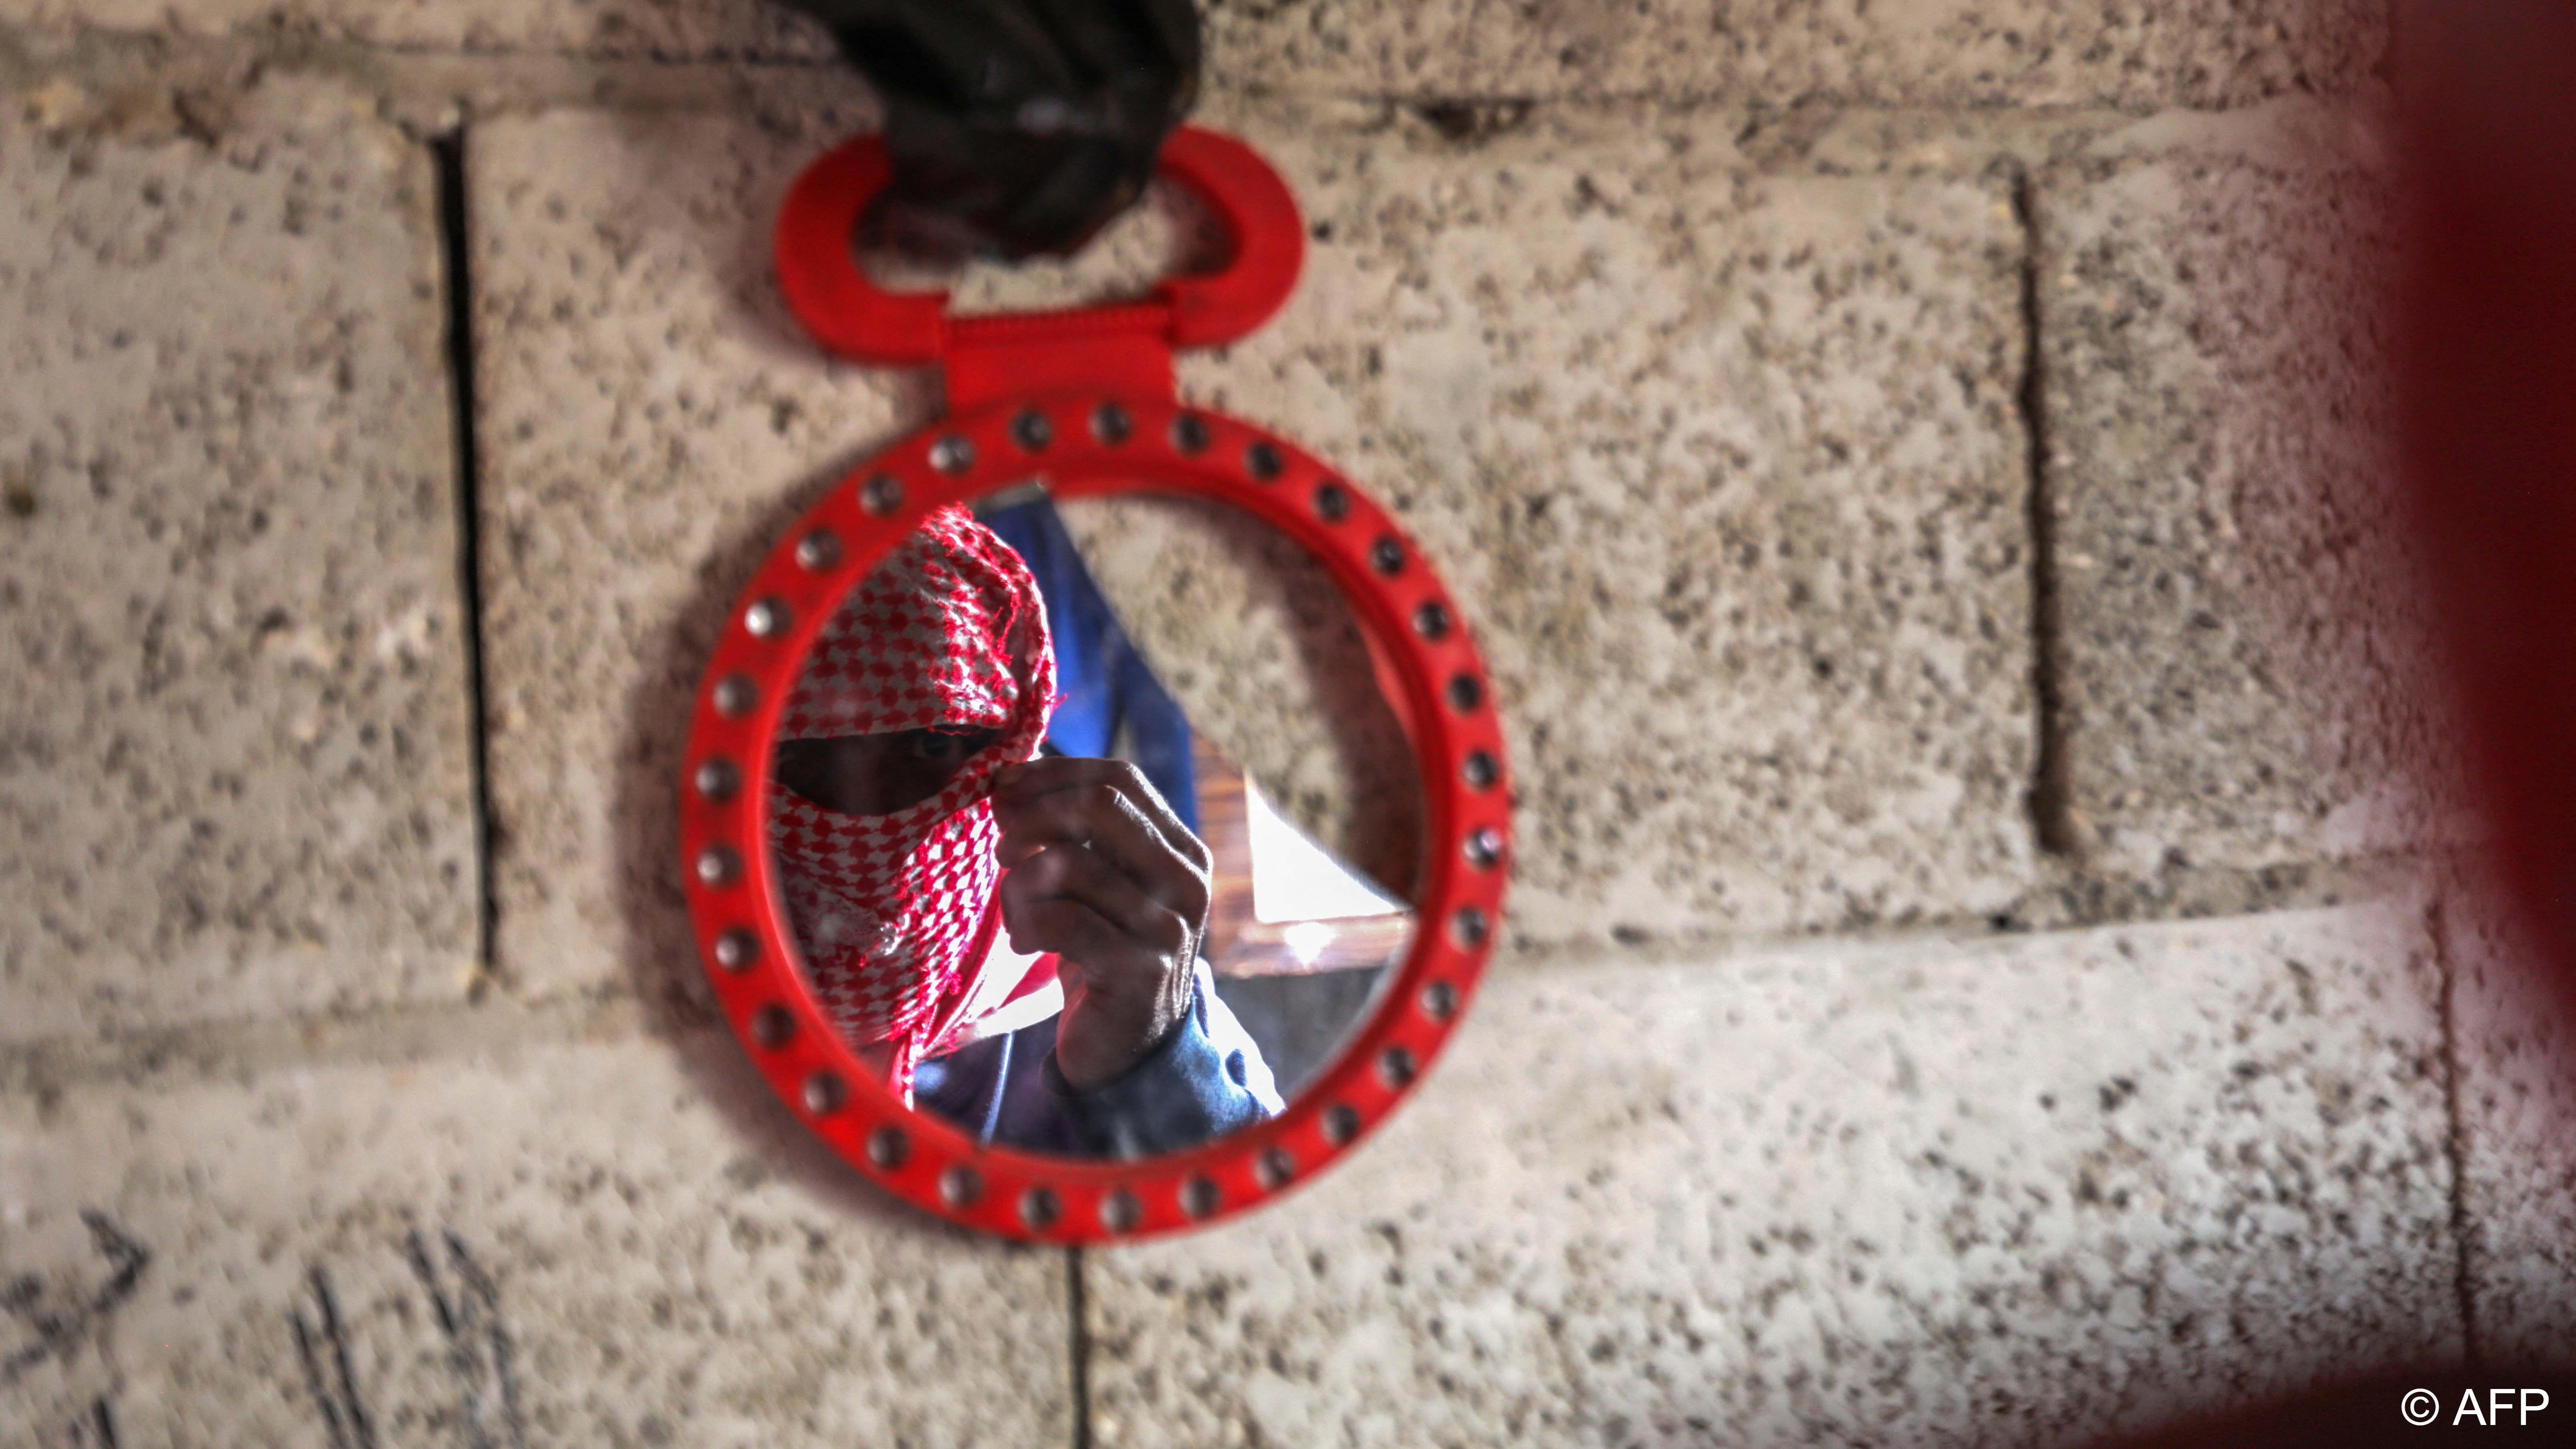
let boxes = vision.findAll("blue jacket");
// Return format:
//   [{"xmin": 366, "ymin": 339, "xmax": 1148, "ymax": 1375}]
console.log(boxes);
[{"xmin": 912, "ymin": 962, "xmax": 1283, "ymax": 1157}]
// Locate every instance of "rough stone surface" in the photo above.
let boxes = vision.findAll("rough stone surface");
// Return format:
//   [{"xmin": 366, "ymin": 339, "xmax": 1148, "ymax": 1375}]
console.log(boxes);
[
  {"xmin": 1197, "ymin": 0, "xmax": 2388, "ymax": 110},
  {"xmin": 2042, "ymin": 109, "xmax": 2457, "ymax": 882},
  {"xmin": 0, "ymin": 1026, "xmax": 1071, "ymax": 1446},
  {"xmin": 0, "ymin": 0, "xmax": 2384, "ymax": 110},
  {"xmin": 470, "ymin": 94, "xmax": 908, "ymax": 1010},
  {"xmin": 1085, "ymin": 901, "xmax": 2460, "ymax": 1447},
  {"xmin": 0, "ymin": 9, "xmax": 2530, "ymax": 1446},
  {"xmin": 1183, "ymin": 95, "xmax": 2037, "ymax": 949},
  {"xmin": 2441, "ymin": 873, "xmax": 2576, "ymax": 1367},
  {"xmin": 0, "ymin": 76, "xmax": 476, "ymax": 1042},
  {"xmin": 0, "ymin": 0, "xmax": 837, "ymax": 62}
]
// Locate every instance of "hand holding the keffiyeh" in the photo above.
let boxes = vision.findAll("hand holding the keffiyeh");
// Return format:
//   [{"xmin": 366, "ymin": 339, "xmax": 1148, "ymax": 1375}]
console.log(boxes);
[{"xmin": 991, "ymin": 754, "xmax": 1209, "ymax": 1091}]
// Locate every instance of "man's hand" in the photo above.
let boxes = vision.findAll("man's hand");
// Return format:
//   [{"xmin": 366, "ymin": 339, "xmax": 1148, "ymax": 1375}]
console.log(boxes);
[
  {"xmin": 990, "ymin": 756, "xmax": 1209, "ymax": 1090},
  {"xmin": 777, "ymin": 0, "xmax": 1201, "ymax": 258}
]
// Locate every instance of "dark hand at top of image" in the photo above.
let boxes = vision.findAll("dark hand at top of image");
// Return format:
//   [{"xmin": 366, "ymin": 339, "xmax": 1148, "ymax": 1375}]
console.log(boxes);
[
  {"xmin": 991, "ymin": 756, "xmax": 1210, "ymax": 1090},
  {"xmin": 781, "ymin": 0, "xmax": 1202, "ymax": 258}
]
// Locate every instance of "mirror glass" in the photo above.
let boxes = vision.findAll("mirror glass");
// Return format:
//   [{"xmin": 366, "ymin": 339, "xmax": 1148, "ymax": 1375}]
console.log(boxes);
[{"xmin": 764, "ymin": 482, "xmax": 1424, "ymax": 1160}]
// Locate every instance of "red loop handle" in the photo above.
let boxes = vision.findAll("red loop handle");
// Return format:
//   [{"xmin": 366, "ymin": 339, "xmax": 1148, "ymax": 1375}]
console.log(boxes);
[{"xmin": 775, "ymin": 126, "xmax": 1306, "ymax": 367}]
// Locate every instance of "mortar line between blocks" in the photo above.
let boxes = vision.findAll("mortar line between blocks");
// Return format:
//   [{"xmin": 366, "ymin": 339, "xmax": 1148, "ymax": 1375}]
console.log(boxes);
[
  {"xmin": 2011, "ymin": 163, "xmax": 2079, "ymax": 860},
  {"xmin": 432, "ymin": 129, "xmax": 503, "ymax": 994},
  {"xmin": 1067, "ymin": 1247, "xmax": 1094, "ymax": 1449},
  {"xmin": 0, "ymin": 851, "xmax": 2449, "ymax": 1092},
  {"xmin": 2427, "ymin": 888, "xmax": 2485, "ymax": 1368}
]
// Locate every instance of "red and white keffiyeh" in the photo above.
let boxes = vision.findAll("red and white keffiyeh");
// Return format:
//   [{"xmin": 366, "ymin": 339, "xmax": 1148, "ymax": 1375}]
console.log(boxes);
[{"xmin": 768, "ymin": 505, "xmax": 1058, "ymax": 1096}]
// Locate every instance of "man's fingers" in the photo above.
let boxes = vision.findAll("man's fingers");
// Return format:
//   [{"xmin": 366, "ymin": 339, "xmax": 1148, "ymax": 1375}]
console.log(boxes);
[
  {"xmin": 999, "ymin": 894, "xmax": 1129, "ymax": 984},
  {"xmin": 999, "ymin": 842, "xmax": 1194, "ymax": 964},
  {"xmin": 988, "ymin": 762, "xmax": 1213, "ymax": 1047},
  {"xmin": 991, "ymin": 757, "xmax": 1210, "ymax": 874},
  {"xmin": 1005, "ymin": 880, "xmax": 1196, "ymax": 1092},
  {"xmin": 992, "ymin": 779, "xmax": 1210, "ymax": 924},
  {"xmin": 994, "ymin": 783, "xmax": 1209, "ymax": 916}
]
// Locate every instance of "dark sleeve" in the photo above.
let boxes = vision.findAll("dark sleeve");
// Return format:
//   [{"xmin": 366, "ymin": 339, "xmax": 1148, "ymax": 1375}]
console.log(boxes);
[
  {"xmin": 1038, "ymin": 973, "xmax": 1279, "ymax": 1159},
  {"xmin": 922, "ymin": 964, "xmax": 1276, "ymax": 1158}
]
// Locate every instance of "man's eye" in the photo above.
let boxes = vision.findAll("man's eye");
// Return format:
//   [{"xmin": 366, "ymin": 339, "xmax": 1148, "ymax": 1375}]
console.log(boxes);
[{"xmin": 915, "ymin": 733, "xmax": 961, "ymax": 763}]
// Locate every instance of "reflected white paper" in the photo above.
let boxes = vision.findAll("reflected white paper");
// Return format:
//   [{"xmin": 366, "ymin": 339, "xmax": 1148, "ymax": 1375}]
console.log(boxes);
[{"xmin": 1245, "ymin": 778, "xmax": 1408, "ymax": 925}]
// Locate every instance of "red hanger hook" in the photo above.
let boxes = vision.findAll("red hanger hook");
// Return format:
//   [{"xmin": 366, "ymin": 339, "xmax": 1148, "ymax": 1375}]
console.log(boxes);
[{"xmin": 775, "ymin": 125, "xmax": 1307, "ymax": 371}]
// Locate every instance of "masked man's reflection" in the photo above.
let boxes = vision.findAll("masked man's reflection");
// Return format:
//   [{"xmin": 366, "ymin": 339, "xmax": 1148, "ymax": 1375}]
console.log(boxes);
[{"xmin": 769, "ymin": 505, "xmax": 1281, "ymax": 1157}]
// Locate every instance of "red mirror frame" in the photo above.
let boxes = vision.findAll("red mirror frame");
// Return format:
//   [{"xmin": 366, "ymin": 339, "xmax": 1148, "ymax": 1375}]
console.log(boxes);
[{"xmin": 676, "ymin": 128, "xmax": 1511, "ymax": 1243}]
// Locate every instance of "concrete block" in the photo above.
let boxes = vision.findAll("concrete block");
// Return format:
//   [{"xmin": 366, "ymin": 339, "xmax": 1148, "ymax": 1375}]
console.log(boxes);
[
  {"xmin": 2442, "ymin": 874, "xmax": 2576, "ymax": 1366},
  {"xmin": 468, "ymin": 96, "xmax": 907, "ymax": 1008},
  {"xmin": 0, "ymin": 0, "xmax": 837, "ymax": 62},
  {"xmin": 0, "ymin": 76, "xmax": 476, "ymax": 1041},
  {"xmin": 1182, "ymin": 96, "xmax": 2037, "ymax": 948},
  {"xmin": 1196, "ymin": 0, "xmax": 2386, "ymax": 109},
  {"xmin": 0, "ymin": 0, "xmax": 2381, "ymax": 109},
  {"xmin": 1085, "ymin": 901, "xmax": 2460, "ymax": 1446},
  {"xmin": 0, "ymin": 1024, "xmax": 1070, "ymax": 1445},
  {"xmin": 2041, "ymin": 112, "xmax": 2456, "ymax": 880}
]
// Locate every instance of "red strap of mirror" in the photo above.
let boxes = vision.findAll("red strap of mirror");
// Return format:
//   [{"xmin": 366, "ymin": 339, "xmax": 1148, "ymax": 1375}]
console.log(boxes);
[{"xmin": 773, "ymin": 125, "xmax": 1307, "ymax": 414}]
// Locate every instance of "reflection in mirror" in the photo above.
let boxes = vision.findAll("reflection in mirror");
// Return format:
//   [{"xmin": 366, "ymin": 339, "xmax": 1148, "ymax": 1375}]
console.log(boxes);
[
  {"xmin": 1053, "ymin": 490, "xmax": 1425, "ymax": 1089},
  {"xmin": 767, "ymin": 487, "xmax": 1421, "ymax": 1161}
]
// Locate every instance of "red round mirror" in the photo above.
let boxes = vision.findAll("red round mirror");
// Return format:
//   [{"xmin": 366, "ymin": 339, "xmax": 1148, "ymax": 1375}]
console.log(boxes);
[{"xmin": 677, "ymin": 130, "xmax": 1510, "ymax": 1242}]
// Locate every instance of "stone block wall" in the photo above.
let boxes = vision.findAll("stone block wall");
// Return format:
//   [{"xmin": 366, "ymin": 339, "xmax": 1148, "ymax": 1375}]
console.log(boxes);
[{"xmin": 6, "ymin": 2, "xmax": 2573, "ymax": 1445}]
